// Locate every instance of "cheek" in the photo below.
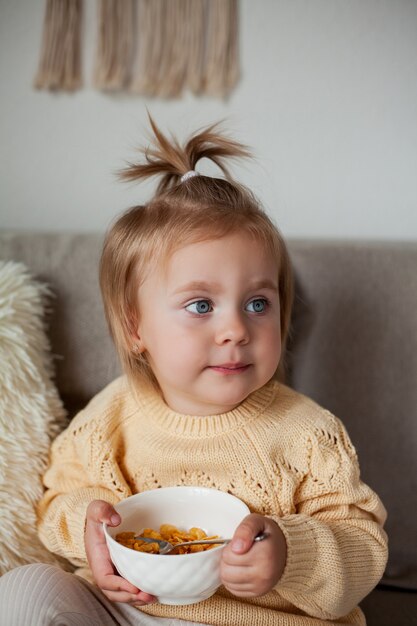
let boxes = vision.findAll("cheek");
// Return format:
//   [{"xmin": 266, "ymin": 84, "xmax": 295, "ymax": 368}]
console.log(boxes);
[
  {"xmin": 149, "ymin": 327, "xmax": 198, "ymax": 368},
  {"xmin": 259, "ymin": 323, "xmax": 282, "ymax": 361},
  {"xmin": 165, "ymin": 330, "xmax": 208, "ymax": 377},
  {"xmin": 259, "ymin": 317, "xmax": 281, "ymax": 342}
]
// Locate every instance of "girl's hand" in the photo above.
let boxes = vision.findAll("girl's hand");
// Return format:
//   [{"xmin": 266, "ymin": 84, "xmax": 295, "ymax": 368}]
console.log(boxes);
[
  {"xmin": 220, "ymin": 513, "xmax": 287, "ymax": 598},
  {"xmin": 85, "ymin": 500, "xmax": 156, "ymax": 605}
]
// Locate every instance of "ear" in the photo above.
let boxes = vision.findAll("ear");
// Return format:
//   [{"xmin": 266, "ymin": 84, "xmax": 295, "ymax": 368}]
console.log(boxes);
[
  {"xmin": 132, "ymin": 334, "xmax": 146, "ymax": 354},
  {"xmin": 129, "ymin": 322, "xmax": 146, "ymax": 354},
  {"xmin": 126, "ymin": 310, "xmax": 146, "ymax": 353}
]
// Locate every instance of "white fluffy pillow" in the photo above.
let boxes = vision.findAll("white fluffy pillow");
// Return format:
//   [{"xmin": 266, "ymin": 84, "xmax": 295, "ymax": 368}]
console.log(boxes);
[{"xmin": 0, "ymin": 260, "xmax": 71, "ymax": 573}]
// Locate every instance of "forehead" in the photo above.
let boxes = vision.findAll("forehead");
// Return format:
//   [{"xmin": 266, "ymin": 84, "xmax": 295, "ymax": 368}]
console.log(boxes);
[{"xmin": 163, "ymin": 232, "xmax": 278, "ymax": 284}]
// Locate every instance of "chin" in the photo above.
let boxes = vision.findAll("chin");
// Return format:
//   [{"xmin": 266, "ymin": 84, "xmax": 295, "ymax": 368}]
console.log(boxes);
[{"xmin": 210, "ymin": 389, "xmax": 255, "ymax": 412}]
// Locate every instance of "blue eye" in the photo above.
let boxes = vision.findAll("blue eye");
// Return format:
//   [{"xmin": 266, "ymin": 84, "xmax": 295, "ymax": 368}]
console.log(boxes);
[
  {"xmin": 185, "ymin": 300, "xmax": 212, "ymax": 314},
  {"xmin": 246, "ymin": 298, "xmax": 267, "ymax": 313}
]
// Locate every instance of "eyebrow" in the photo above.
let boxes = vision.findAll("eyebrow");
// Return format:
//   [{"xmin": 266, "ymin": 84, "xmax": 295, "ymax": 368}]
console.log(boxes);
[
  {"xmin": 172, "ymin": 281, "xmax": 221, "ymax": 295},
  {"xmin": 249, "ymin": 279, "xmax": 279, "ymax": 292},
  {"xmin": 172, "ymin": 279, "xmax": 279, "ymax": 295}
]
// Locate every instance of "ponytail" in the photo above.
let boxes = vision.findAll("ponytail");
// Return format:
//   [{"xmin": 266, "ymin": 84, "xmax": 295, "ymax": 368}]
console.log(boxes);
[{"xmin": 119, "ymin": 115, "xmax": 251, "ymax": 194}]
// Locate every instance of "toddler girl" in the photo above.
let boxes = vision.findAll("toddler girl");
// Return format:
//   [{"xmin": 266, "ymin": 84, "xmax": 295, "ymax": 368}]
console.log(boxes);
[{"xmin": 0, "ymin": 119, "xmax": 388, "ymax": 626}]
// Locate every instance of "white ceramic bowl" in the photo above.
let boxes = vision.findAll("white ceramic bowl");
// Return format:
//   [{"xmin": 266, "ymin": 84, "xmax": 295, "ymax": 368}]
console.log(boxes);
[{"xmin": 103, "ymin": 486, "xmax": 249, "ymax": 605}]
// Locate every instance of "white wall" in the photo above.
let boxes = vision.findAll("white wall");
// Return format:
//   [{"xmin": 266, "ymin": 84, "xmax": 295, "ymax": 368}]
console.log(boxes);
[{"xmin": 1, "ymin": 0, "xmax": 416, "ymax": 240}]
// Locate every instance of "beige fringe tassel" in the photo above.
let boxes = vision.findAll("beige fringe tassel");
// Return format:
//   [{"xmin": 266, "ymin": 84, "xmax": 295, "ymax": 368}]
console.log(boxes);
[
  {"xmin": 202, "ymin": 0, "xmax": 239, "ymax": 97},
  {"xmin": 94, "ymin": 0, "xmax": 134, "ymax": 90},
  {"xmin": 34, "ymin": 0, "xmax": 82, "ymax": 91},
  {"xmin": 130, "ymin": 0, "xmax": 239, "ymax": 98}
]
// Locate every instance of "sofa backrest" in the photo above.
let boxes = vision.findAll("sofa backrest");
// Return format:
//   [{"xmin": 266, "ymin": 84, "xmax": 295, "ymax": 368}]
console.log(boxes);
[
  {"xmin": 286, "ymin": 240, "xmax": 417, "ymax": 592},
  {"xmin": 1, "ymin": 231, "xmax": 416, "ymax": 591}
]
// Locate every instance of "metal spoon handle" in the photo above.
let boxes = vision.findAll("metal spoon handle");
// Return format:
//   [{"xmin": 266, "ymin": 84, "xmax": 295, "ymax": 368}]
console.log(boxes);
[{"xmin": 176, "ymin": 531, "xmax": 268, "ymax": 549}]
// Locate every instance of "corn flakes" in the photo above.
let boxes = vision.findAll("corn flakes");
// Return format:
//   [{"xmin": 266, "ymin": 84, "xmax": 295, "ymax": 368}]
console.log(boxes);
[{"xmin": 115, "ymin": 524, "xmax": 220, "ymax": 555}]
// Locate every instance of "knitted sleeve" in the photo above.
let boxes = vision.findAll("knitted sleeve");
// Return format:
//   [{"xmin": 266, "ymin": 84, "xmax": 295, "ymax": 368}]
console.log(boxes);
[
  {"xmin": 271, "ymin": 412, "xmax": 388, "ymax": 621},
  {"xmin": 36, "ymin": 406, "xmax": 132, "ymax": 566}
]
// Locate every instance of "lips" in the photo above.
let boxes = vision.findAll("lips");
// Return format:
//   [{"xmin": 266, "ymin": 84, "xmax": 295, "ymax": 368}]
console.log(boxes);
[{"xmin": 208, "ymin": 363, "xmax": 250, "ymax": 375}]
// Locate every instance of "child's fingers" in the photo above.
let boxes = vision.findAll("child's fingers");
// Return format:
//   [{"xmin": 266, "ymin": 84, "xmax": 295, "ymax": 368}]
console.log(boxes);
[
  {"xmin": 85, "ymin": 526, "xmax": 147, "ymax": 598},
  {"xmin": 133, "ymin": 590, "xmax": 156, "ymax": 605},
  {"xmin": 221, "ymin": 544, "xmax": 253, "ymax": 568},
  {"xmin": 99, "ymin": 573, "xmax": 141, "ymax": 595},
  {"xmin": 98, "ymin": 573, "xmax": 151, "ymax": 596},
  {"xmin": 230, "ymin": 513, "xmax": 267, "ymax": 554},
  {"xmin": 103, "ymin": 590, "xmax": 141, "ymax": 603},
  {"xmin": 93, "ymin": 555, "xmax": 157, "ymax": 604},
  {"xmin": 98, "ymin": 572, "xmax": 157, "ymax": 605},
  {"xmin": 90, "ymin": 541, "xmax": 131, "ymax": 584},
  {"xmin": 84, "ymin": 503, "xmax": 120, "ymax": 576},
  {"xmin": 84, "ymin": 501, "xmax": 157, "ymax": 605},
  {"xmin": 221, "ymin": 580, "xmax": 257, "ymax": 597},
  {"xmin": 221, "ymin": 560, "xmax": 252, "ymax": 583},
  {"xmin": 85, "ymin": 500, "xmax": 121, "ymax": 571},
  {"xmin": 220, "ymin": 561, "xmax": 259, "ymax": 598},
  {"xmin": 86, "ymin": 499, "xmax": 121, "ymax": 527},
  {"xmin": 102, "ymin": 588, "xmax": 155, "ymax": 605},
  {"xmin": 222, "ymin": 517, "xmax": 287, "ymax": 596}
]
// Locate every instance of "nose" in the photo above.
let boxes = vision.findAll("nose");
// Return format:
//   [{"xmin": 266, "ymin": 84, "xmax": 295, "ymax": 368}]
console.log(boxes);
[{"xmin": 214, "ymin": 309, "xmax": 250, "ymax": 345}]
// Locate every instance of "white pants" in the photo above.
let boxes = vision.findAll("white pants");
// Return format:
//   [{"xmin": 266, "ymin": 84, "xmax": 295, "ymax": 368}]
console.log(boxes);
[{"xmin": 0, "ymin": 564, "xmax": 209, "ymax": 626}]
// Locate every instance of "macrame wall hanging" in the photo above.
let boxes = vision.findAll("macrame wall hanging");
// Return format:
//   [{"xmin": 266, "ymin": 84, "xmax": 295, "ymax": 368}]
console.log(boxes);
[
  {"xmin": 34, "ymin": 0, "xmax": 82, "ymax": 91},
  {"xmin": 34, "ymin": 0, "xmax": 240, "ymax": 98}
]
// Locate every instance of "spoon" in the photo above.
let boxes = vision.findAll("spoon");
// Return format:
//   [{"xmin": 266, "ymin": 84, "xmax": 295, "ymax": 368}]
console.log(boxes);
[{"xmin": 133, "ymin": 531, "xmax": 268, "ymax": 555}]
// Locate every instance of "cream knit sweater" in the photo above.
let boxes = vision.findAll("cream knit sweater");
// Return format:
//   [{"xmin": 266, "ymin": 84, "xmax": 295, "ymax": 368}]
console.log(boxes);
[{"xmin": 37, "ymin": 377, "xmax": 388, "ymax": 626}]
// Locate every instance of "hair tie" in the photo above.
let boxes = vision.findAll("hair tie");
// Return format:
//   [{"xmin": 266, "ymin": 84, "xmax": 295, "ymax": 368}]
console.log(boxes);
[{"xmin": 181, "ymin": 170, "xmax": 199, "ymax": 183}]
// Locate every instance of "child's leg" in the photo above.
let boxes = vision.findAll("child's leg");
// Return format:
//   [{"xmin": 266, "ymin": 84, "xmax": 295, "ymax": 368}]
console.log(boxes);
[
  {"xmin": 0, "ymin": 563, "xmax": 124, "ymax": 625},
  {"xmin": 0, "ymin": 563, "xmax": 210, "ymax": 626}
]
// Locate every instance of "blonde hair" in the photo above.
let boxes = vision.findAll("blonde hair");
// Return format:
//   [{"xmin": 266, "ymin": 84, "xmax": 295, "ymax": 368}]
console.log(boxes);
[{"xmin": 100, "ymin": 118, "xmax": 293, "ymax": 390}]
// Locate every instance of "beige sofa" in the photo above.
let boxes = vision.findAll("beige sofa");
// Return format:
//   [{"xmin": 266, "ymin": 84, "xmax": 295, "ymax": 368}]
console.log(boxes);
[{"xmin": 1, "ymin": 231, "xmax": 416, "ymax": 626}]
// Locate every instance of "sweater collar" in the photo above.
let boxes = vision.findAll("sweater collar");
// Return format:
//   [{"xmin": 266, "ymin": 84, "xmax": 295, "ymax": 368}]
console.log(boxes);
[{"xmin": 136, "ymin": 380, "xmax": 277, "ymax": 438}]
